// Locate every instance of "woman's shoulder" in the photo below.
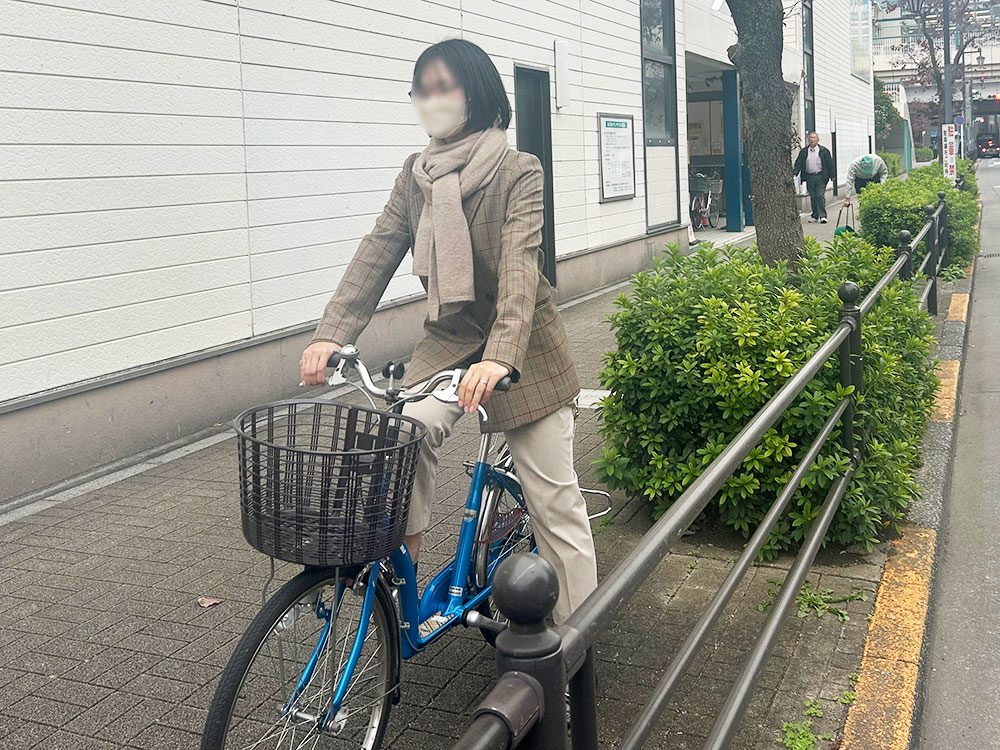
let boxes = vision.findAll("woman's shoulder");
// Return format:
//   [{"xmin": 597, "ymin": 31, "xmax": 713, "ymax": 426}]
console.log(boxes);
[{"xmin": 503, "ymin": 148, "xmax": 542, "ymax": 173}]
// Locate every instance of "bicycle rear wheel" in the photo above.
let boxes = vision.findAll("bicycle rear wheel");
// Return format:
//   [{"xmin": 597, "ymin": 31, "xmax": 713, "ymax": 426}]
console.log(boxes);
[
  {"xmin": 202, "ymin": 566, "xmax": 398, "ymax": 750},
  {"xmin": 708, "ymin": 207, "xmax": 720, "ymax": 228},
  {"xmin": 474, "ymin": 483, "xmax": 535, "ymax": 647}
]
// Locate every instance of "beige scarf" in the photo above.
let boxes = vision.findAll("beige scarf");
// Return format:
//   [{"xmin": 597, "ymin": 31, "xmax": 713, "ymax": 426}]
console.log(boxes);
[{"xmin": 411, "ymin": 127, "xmax": 509, "ymax": 321}]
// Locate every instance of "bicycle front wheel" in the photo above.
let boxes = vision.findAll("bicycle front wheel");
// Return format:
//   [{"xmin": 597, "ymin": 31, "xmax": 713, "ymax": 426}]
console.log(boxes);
[
  {"xmin": 708, "ymin": 207, "xmax": 720, "ymax": 228},
  {"xmin": 202, "ymin": 566, "xmax": 398, "ymax": 750}
]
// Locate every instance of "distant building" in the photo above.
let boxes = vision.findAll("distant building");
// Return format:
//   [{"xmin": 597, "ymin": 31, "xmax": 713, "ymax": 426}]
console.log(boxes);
[
  {"xmin": 0, "ymin": 0, "xmax": 875, "ymax": 501},
  {"xmin": 873, "ymin": 3, "xmax": 1000, "ymax": 147}
]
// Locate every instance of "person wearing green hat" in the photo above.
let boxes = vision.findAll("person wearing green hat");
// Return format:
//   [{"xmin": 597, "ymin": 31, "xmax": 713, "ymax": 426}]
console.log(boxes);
[{"xmin": 844, "ymin": 153, "xmax": 888, "ymax": 205}]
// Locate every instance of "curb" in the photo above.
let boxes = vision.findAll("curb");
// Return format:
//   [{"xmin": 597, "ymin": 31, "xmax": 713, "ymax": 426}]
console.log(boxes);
[{"xmin": 841, "ymin": 195, "xmax": 983, "ymax": 750}]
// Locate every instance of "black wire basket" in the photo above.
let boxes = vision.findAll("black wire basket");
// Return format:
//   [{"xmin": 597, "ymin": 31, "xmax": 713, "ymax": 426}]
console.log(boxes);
[{"xmin": 234, "ymin": 400, "xmax": 426, "ymax": 567}]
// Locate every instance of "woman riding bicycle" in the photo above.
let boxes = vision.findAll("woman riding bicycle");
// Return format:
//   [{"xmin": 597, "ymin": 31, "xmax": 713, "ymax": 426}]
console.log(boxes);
[{"xmin": 299, "ymin": 39, "xmax": 597, "ymax": 625}]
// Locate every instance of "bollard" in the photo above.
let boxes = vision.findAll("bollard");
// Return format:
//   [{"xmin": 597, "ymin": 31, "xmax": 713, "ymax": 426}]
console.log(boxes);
[
  {"xmin": 492, "ymin": 553, "xmax": 567, "ymax": 750},
  {"xmin": 837, "ymin": 281, "xmax": 863, "ymax": 461},
  {"xmin": 896, "ymin": 229, "xmax": 913, "ymax": 281},
  {"xmin": 925, "ymin": 204, "xmax": 939, "ymax": 315}
]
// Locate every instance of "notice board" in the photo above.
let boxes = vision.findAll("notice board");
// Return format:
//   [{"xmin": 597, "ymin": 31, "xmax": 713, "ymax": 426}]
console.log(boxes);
[{"xmin": 598, "ymin": 113, "xmax": 636, "ymax": 202}]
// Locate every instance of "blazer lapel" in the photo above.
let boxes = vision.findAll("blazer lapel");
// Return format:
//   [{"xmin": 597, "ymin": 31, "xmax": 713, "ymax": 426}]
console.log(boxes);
[{"xmin": 463, "ymin": 189, "xmax": 486, "ymax": 225}]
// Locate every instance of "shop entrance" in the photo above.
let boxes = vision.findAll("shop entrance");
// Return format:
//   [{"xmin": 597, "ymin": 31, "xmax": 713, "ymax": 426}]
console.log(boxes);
[{"xmin": 685, "ymin": 55, "xmax": 750, "ymax": 232}]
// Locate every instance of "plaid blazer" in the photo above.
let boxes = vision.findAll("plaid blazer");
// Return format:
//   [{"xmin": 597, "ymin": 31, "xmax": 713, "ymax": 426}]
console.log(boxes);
[{"xmin": 312, "ymin": 148, "xmax": 579, "ymax": 432}]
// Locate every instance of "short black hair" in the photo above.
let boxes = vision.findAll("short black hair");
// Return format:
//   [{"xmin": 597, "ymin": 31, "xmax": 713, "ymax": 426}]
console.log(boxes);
[{"xmin": 412, "ymin": 39, "xmax": 511, "ymax": 132}]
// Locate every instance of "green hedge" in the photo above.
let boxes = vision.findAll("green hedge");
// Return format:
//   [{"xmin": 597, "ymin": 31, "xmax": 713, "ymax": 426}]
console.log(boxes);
[
  {"xmin": 597, "ymin": 236, "xmax": 937, "ymax": 555},
  {"xmin": 878, "ymin": 151, "xmax": 901, "ymax": 177},
  {"xmin": 915, "ymin": 146, "xmax": 934, "ymax": 162},
  {"xmin": 859, "ymin": 164, "xmax": 979, "ymax": 267}
]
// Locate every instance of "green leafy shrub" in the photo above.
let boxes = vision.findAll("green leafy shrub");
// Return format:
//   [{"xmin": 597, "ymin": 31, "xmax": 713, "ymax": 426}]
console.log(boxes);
[
  {"xmin": 859, "ymin": 165, "xmax": 979, "ymax": 267},
  {"xmin": 940, "ymin": 263, "xmax": 967, "ymax": 281},
  {"xmin": 915, "ymin": 146, "xmax": 934, "ymax": 162},
  {"xmin": 907, "ymin": 165, "xmax": 980, "ymax": 266},
  {"xmin": 597, "ymin": 237, "xmax": 937, "ymax": 556},
  {"xmin": 857, "ymin": 179, "xmax": 927, "ymax": 253},
  {"xmin": 878, "ymin": 151, "xmax": 901, "ymax": 177}
]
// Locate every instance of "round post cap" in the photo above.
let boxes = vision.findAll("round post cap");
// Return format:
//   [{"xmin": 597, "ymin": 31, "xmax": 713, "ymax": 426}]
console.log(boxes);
[
  {"xmin": 492, "ymin": 553, "xmax": 559, "ymax": 626},
  {"xmin": 838, "ymin": 281, "xmax": 861, "ymax": 305}
]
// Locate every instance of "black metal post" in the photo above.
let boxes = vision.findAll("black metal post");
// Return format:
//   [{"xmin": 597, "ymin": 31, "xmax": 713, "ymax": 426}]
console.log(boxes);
[
  {"xmin": 568, "ymin": 648, "xmax": 599, "ymax": 750},
  {"xmin": 897, "ymin": 229, "xmax": 913, "ymax": 281},
  {"xmin": 938, "ymin": 191, "xmax": 950, "ymax": 269},
  {"xmin": 492, "ymin": 553, "xmax": 567, "ymax": 750},
  {"xmin": 925, "ymin": 204, "xmax": 939, "ymax": 315},
  {"xmin": 837, "ymin": 282, "xmax": 862, "ymax": 461}
]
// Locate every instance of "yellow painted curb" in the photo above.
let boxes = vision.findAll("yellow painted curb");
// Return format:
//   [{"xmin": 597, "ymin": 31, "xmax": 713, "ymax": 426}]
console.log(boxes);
[
  {"xmin": 932, "ymin": 360, "xmax": 960, "ymax": 422},
  {"xmin": 842, "ymin": 525, "xmax": 936, "ymax": 750},
  {"xmin": 946, "ymin": 293, "xmax": 969, "ymax": 322}
]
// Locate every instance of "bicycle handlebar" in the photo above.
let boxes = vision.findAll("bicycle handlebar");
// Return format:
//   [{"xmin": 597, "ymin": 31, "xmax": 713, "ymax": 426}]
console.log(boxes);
[{"xmin": 326, "ymin": 346, "xmax": 511, "ymax": 402}]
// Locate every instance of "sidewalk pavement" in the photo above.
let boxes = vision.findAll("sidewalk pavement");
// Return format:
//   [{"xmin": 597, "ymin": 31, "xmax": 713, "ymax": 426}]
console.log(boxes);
[
  {"xmin": 915, "ymin": 160, "xmax": 1000, "ymax": 747},
  {"xmin": 0, "ymin": 282, "xmax": 888, "ymax": 750},
  {"xmin": 691, "ymin": 192, "xmax": 852, "ymax": 250}
]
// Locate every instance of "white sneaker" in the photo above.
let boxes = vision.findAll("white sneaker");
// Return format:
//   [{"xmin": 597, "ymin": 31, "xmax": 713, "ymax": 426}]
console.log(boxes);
[{"xmin": 820, "ymin": 218, "xmax": 828, "ymax": 224}]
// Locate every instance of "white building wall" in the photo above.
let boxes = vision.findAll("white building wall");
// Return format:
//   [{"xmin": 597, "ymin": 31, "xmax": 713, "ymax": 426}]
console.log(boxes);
[
  {"xmin": 0, "ymin": 0, "xmax": 254, "ymax": 403},
  {"xmin": 810, "ymin": 1, "xmax": 874, "ymax": 185},
  {"xmin": 0, "ymin": 0, "xmax": 663, "ymax": 403}
]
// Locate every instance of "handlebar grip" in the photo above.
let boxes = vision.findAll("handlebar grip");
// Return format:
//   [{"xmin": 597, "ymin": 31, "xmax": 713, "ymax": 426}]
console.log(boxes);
[
  {"xmin": 455, "ymin": 369, "xmax": 512, "ymax": 393},
  {"xmin": 326, "ymin": 351, "xmax": 342, "ymax": 369}
]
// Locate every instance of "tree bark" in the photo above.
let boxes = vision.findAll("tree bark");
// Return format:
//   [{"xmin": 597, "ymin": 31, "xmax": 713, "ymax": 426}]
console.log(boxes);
[{"xmin": 725, "ymin": 0, "xmax": 804, "ymax": 266}]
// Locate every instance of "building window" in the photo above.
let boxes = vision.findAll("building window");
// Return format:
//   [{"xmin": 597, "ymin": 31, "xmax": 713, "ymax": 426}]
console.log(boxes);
[
  {"xmin": 641, "ymin": 0, "xmax": 677, "ymax": 146},
  {"xmin": 802, "ymin": 0, "xmax": 815, "ymax": 133}
]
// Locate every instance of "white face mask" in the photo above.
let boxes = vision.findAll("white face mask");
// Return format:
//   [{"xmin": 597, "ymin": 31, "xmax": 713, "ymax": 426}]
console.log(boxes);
[{"xmin": 416, "ymin": 95, "xmax": 468, "ymax": 139}]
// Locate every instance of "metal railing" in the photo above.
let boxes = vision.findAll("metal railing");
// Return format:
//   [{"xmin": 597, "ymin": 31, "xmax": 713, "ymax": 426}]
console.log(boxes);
[{"xmin": 450, "ymin": 189, "xmax": 955, "ymax": 750}]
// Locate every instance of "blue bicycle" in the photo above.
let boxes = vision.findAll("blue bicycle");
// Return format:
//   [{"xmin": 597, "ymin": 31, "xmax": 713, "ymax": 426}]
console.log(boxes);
[{"xmin": 202, "ymin": 345, "xmax": 610, "ymax": 749}]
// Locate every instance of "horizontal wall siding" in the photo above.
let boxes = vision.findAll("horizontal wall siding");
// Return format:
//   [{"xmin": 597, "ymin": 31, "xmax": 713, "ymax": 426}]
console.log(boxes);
[
  {"xmin": 1, "ymin": 0, "xmax": 656, "ymax": 403},
  {"xmin": 0, "ymin": 0, "xmax": 252, "ymax": 402}
]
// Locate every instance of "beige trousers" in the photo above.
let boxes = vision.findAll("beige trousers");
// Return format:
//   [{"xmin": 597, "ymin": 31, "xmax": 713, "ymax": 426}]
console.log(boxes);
[{"xmin": 402, "ymin": 396, "xmax": 599, "ymax": 625}]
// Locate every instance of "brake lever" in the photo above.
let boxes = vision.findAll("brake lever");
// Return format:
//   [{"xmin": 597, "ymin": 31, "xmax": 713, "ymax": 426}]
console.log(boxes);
[
  {"xmin": 432, "ymin": 371, "xmax": 489, "ymax": 421},
  {"xmin": 431, "ymin": 370, "xmax": 464, "ymax": 404},
  {"xmin": 297, "ymin": 357, "xmax": 348, "ymax": 388},
  {"xmin": 326, "ymin": 358, "xmax": 348, "ymax": 387}
]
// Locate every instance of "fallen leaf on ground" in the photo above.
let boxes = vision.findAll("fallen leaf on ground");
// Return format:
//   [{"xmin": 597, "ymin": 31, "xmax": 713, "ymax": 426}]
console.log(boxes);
[{"xmin": 198, "ymin": 596, "xmax": 224, "ymax": 608}]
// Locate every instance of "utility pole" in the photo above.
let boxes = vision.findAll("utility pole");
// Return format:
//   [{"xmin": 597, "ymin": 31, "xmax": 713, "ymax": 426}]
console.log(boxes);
[{"xmin": 964, "ymin": 79, "xmax": 972, "ymax": 157}]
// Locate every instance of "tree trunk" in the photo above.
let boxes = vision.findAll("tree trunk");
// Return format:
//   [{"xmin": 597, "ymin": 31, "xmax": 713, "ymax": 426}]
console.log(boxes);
[{"xmin": 725, "ymin": 0, "xmax": 804, "ymax": 266}]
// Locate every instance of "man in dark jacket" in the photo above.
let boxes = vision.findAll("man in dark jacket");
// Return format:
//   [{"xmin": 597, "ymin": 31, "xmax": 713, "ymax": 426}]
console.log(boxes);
[{"xmin": 793, "ymin": 132, "xmax": 836, "ymax": 223}]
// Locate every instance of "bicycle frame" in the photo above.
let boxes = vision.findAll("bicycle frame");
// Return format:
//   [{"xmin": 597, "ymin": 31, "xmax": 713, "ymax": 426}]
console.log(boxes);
[{"xmin": 307, "ymin": 427, "xmax": 528, "ymax": 722}]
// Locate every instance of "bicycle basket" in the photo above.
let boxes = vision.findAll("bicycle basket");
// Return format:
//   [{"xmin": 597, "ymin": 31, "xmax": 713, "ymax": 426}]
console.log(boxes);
[
  {"xmin": 689, "ymin": 174, "xmax": 709, "ymax": 194},
  {"xmin": 707, "ymin": 178, "xmax": 724, "ymax": 195},
  {"xmin": 234, "ymin": 400, "xmax": 426, "ymax": 567}
]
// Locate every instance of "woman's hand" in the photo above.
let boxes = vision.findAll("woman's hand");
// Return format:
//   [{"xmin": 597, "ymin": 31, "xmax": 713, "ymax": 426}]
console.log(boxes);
[
  {"xmin": 458, "ymin": 361, "xmax": 511, "ymax": 413},
  {"xmin": 300, "ymin": 341, "xmax": 341, "ymax": 386}
]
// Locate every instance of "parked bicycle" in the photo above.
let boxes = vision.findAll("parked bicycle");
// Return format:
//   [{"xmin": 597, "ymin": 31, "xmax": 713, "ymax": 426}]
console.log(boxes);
[
  {"xmin": 201, "ymin": 345, "xmax": 610, "ymax": 749},
  {"xmin": 689, "ymin": 171, "xmax": 723, "ymax": 230}
]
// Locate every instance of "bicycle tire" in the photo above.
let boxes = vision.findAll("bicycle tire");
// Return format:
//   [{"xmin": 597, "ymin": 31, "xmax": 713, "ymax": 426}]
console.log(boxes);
[
  {"xmin": 690, "ymin": 195, "xmax": 705, "ymax": 229},
  {"xmin": 474, "ymin": 483, "xmax": 535, "ymax": 647},
  {"xmin": 201, "ymin": 566, "xmax": 399, "ymax": 750},
  {"xmin": 708, "ymin": 208, "xmax": 720, "ymax": 228}
]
